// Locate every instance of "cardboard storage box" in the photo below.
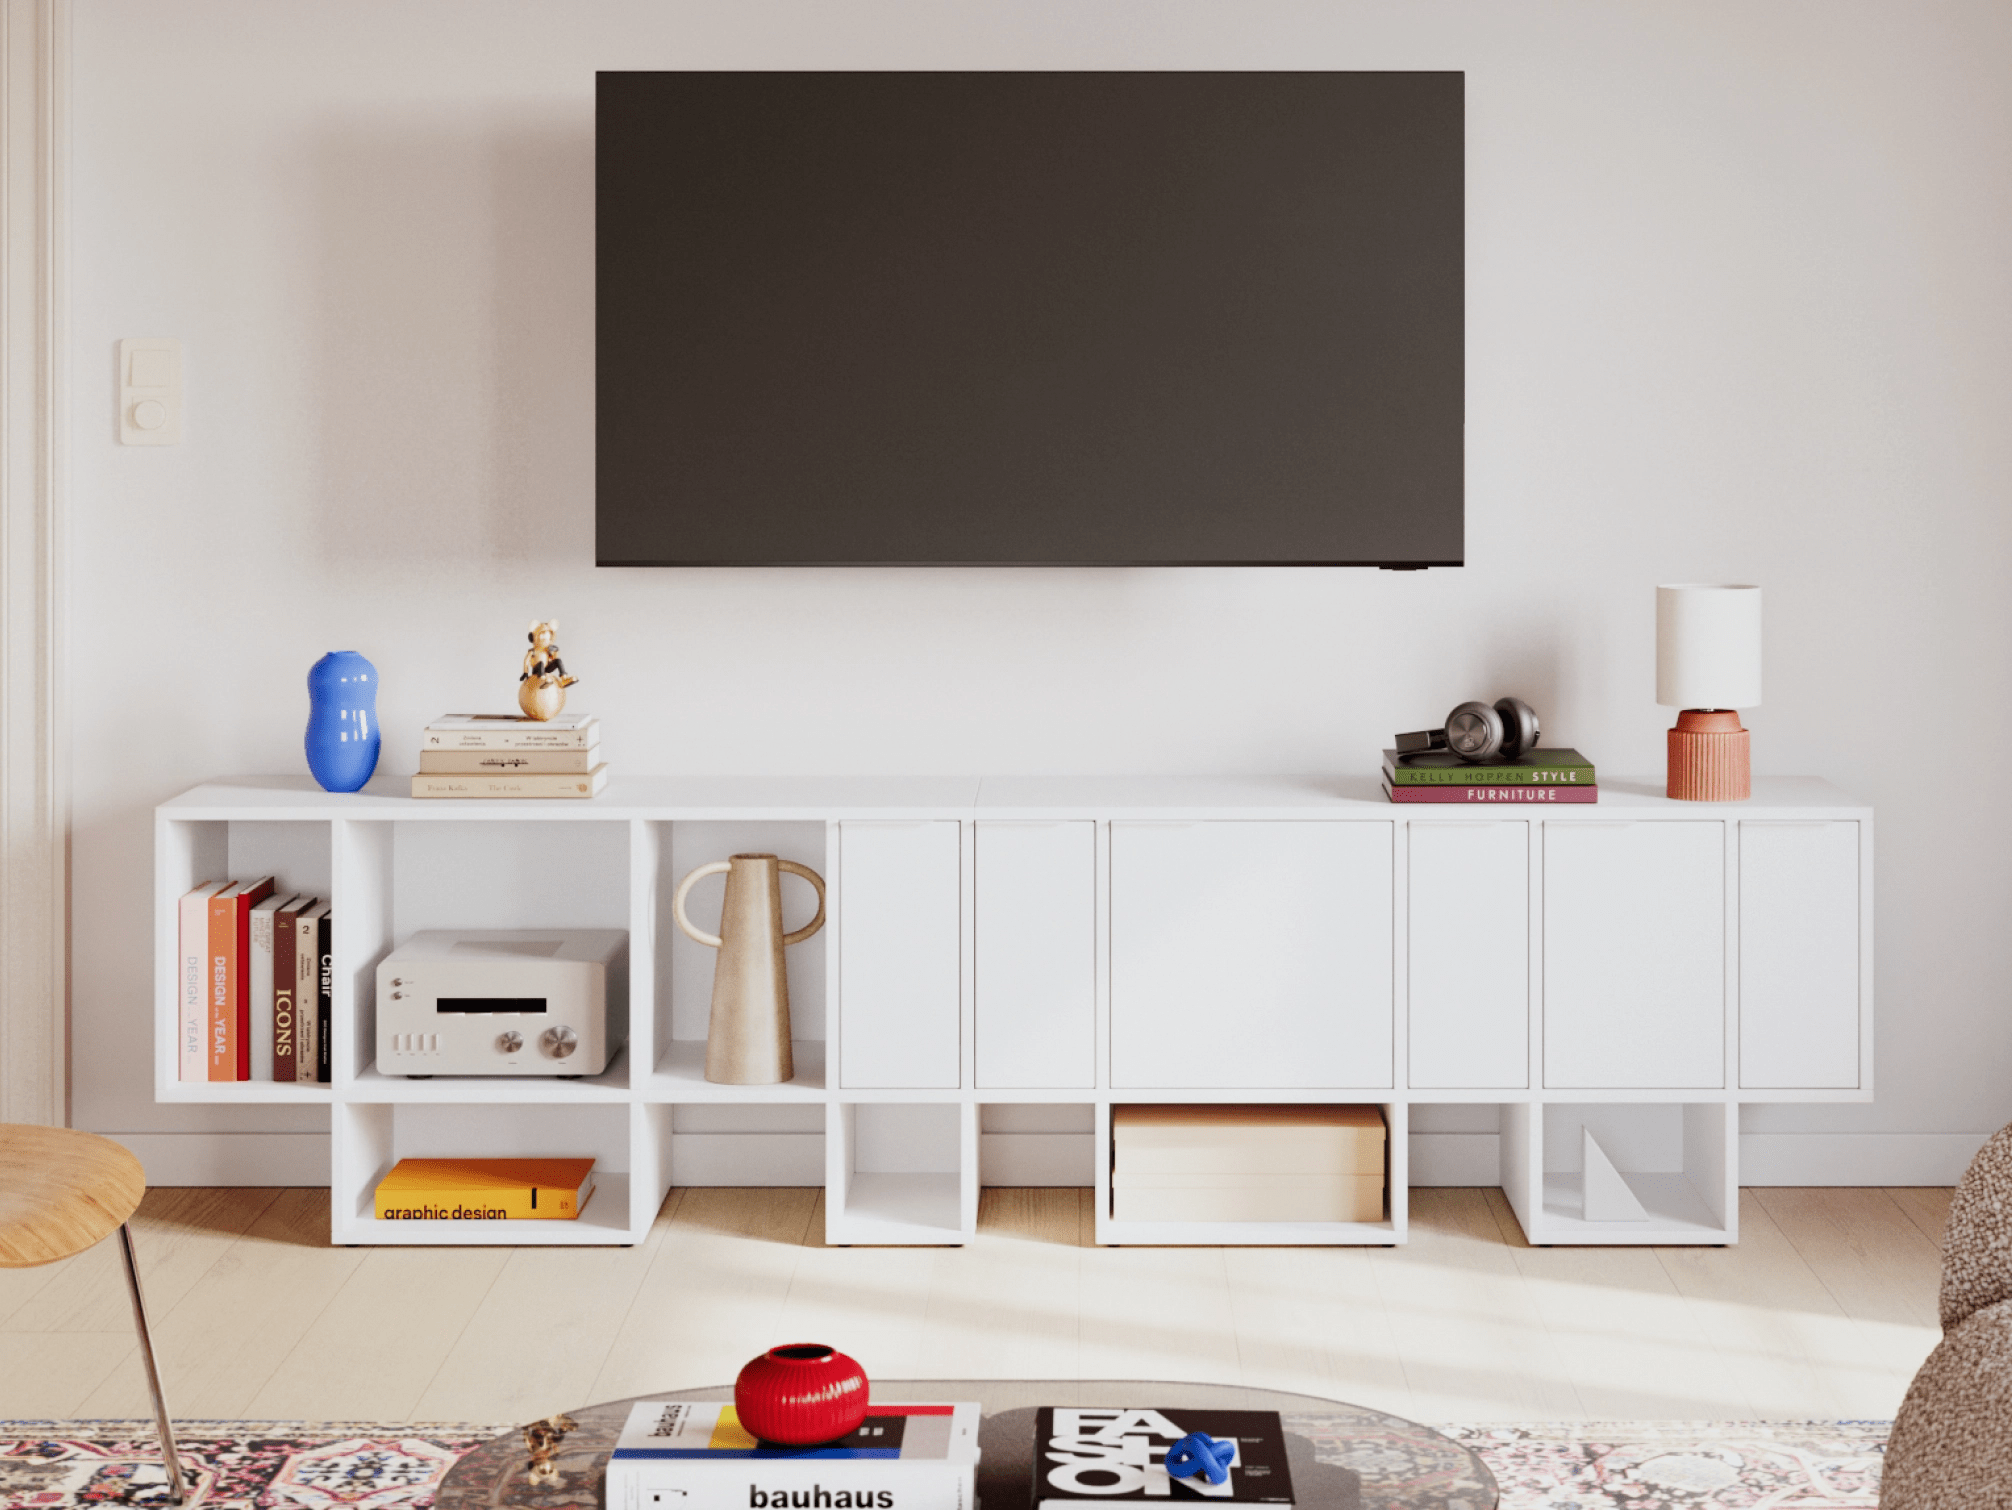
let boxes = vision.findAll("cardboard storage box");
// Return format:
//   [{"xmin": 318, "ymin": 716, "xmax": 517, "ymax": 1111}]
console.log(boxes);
[{"xmin": 1111, "ymin": 1104, "xmax": 1386, "ymax": 1223}]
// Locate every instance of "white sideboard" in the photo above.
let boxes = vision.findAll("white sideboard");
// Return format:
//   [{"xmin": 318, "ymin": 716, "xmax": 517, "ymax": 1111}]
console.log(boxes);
[{"xmin": 154, "ymin": 774, "xmax": 1872, "ymax": 1248}]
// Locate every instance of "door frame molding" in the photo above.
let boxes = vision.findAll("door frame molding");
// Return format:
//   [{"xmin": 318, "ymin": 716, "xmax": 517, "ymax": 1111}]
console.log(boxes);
[{"xmin": 1, "ymin": 0, "xmax": 70, "ymax": 1126}]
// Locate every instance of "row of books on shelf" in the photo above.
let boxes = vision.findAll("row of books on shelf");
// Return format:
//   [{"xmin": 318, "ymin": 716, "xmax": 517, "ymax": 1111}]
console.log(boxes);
[
  {"xmin": 178, "ymin": 879, "xmax": 329, "ymax": 1082},
  {"xmin": 412, "ymin": 713, "xmax": 608, "ymax": 799},
  {"xmin": 1381, "ymin": 746, "xmax": 1598, "ymax": 803}
]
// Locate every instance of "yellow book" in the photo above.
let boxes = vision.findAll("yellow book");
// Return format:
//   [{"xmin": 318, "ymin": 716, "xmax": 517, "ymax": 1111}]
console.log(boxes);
[{"xmin": 374, "ymin": 1156, "xmax": 596, "ymax": 1220}]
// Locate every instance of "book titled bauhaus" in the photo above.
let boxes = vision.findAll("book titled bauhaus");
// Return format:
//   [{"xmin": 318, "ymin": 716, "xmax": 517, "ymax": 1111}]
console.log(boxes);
[
  {"xmin": 1035, "ymin": 1408, "xmax": 1294, "ymax": 1510},
  {"xmin": 606, "ymin": 1401, "xmax": 979, "ymax": 1510}
]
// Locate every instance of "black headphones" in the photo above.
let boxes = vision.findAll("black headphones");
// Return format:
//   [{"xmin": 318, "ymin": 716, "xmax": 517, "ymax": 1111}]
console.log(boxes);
[{"xmin": 1396, "ymin": 697, "xmax": 1541, "ymax": 764}]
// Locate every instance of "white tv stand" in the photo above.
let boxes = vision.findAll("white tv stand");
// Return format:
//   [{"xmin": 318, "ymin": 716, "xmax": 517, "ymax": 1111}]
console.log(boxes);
[{"xmin": 155, "ymin": 774, "xmax": 1871, "ymax": 1248}]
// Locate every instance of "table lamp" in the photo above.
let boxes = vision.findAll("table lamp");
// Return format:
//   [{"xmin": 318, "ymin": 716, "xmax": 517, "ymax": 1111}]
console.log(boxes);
[{"xmin": 1657, "ymin": 583, "xmax": 1761, "ymax": 801}]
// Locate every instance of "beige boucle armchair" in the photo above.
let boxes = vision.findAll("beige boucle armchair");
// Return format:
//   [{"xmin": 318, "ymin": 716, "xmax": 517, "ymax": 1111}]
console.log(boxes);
[{"xmin": 1882, "ymin": 1123, "xmax": 2012, "ymax": 1508}]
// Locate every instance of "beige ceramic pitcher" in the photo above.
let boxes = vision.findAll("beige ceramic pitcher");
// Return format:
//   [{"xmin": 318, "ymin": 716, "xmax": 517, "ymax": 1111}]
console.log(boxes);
[{"xmin": 672, "ymin": 854, "xmax": 826, "ymax": 1084}]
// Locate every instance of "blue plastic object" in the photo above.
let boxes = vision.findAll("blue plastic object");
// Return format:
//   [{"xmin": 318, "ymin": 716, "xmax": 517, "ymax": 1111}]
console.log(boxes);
[
  {"xmin": 1163, "ymin": 1432, "xmax": 1235, "ymax": 1486},
  {"xmin": 304, "ymin": 651, "xmax": 380, "ymax": 793}
]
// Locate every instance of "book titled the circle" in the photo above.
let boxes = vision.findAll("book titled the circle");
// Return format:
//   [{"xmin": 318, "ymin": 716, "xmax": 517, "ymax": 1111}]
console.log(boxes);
[{"xmin": 734, "ymin": 1344, "xmax": 869, "ymax": 1445}]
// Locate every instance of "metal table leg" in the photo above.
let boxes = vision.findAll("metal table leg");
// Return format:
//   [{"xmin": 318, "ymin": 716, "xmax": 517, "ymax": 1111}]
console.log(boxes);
[{"xmin": 117, "ymin": 1222, "xmax": 187, "ymax": 1505}]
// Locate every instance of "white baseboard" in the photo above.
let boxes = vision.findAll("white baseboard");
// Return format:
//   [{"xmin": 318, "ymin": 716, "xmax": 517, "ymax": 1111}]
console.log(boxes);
[
  {"xmin": 1409, "ymin": 1132, "xmax": 1503, "ymax": 1186},
  {"xmin": 1406, "ymin": 1130, "xmax": 1987, "ymax": 1188},
  {"xmin": 1738, "ymin": 1131, "xmax": 1988, "ymax": 1186},
  {"xmin": 669, "ymin": 1133, "xmax": 824, "ymax": 1186},
  {"xmin": 980, "ymin": 1132, "xmax": 1097, "ymax": 1185},
  {"xmin": 102, "ymin": 1128, "xmax": 1992, "ymax": 1192},
  {"xmin": 107, "ymin": 1132, "xmax": 332, "ymax": 1187}
]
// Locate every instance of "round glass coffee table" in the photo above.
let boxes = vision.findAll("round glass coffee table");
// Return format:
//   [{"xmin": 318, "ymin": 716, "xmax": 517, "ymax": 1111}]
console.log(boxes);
[{"xmin": 436, "ymin": 1380, "xmax": 1495, "ymax": 1510}]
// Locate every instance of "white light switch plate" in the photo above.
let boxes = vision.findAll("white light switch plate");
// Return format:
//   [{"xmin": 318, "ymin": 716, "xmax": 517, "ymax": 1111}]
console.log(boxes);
[{"xmin": 119, "ymin": 338, "xmax": 182, "ymax": 444}]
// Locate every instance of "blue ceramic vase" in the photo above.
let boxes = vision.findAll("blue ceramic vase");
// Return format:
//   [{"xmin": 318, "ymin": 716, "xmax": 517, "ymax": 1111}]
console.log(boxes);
[{"xmin": 305, "ymin": 651, "xmax": 380, "ymax": 793}]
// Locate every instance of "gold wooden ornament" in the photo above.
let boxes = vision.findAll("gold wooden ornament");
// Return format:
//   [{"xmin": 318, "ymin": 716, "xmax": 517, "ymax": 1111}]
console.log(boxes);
[
  {"xmin": 518, "ymin": 619, "xmax": 578, "ymax": 721},
  {"xmin": 672, "ymin": 855, "xmax": 827, "ymax": 1084}
]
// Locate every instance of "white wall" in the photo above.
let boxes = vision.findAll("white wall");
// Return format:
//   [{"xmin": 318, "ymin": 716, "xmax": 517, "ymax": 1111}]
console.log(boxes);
[{"xmin": 68, "ymin": 0, "xmax": 2012, "ymax": 1181}]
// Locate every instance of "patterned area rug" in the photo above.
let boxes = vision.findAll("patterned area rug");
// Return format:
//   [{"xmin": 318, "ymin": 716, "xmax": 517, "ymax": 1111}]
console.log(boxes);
[
  {"xmin": 1442, "ymin": 1421, "xmax": 1890, "ymax": 1508},
  {"xmin": 0, "ymin": 1418, "xmax": 1889, "ymax": 1510}
]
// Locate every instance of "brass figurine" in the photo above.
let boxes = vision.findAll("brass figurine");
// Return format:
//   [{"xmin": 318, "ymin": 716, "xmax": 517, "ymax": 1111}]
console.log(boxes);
[
  {"xmin": 518, "ymin": 620, "xmax": 578, "ymax": 721},
  {"xmin": 522, "ymin": 1412, "xmax": 579, "ymax": 1487}
]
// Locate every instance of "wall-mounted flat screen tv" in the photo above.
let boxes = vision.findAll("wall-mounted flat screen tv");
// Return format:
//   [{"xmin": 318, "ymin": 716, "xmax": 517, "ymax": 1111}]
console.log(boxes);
[{"xmin": 597, "ymin": 71, "xmax": 1463, "ymax": 567}]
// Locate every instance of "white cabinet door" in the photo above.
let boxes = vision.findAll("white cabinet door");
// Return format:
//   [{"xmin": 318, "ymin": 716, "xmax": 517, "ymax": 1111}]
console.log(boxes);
[
  {"xmin": 1111, "ymin": 821, "xmax": 1393, "ymax": 1089},
  {"xmin": 1409, "ymin": 821, "xmax": 1529, "ymax": 1089},
  {"xmin": 839, "ymin": 821, "xmax": 961, "ymax": 1089},
  {"xmin": 976, "ymin": 822, "xmax": 1095, "ymax": 1089},
  {"xmin": 1544, "ymin": 821, "xmax": 1725, "ymax": 1089},
  {"xmin": 1740, "ymin": 820, "xmax": 1861, "ymax": 1089}
]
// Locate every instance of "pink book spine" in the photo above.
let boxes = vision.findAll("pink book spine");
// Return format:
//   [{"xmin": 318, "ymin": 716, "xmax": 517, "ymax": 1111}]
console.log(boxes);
[
  {"xmin": 1383, "ymin": 783, "xmax": 1599, "ymax": 804},
  {"xmin": 179, "ymin": 883, "xmax": 221, "ymax": 1081}
]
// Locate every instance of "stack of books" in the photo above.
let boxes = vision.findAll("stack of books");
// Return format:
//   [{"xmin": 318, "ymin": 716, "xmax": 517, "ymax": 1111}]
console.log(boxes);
[
  {"xmin": 607, "ymin": 1399, "xmax": 980, "ymax": 1510},
  {"xmin": 177, "ymin": 880, "xmax": 330, "ymax": 1083},
  {"xmin": 1381, "ymin": 746, "xmax": 1597, "ymax": 804},
  {"xmin": 413, "ymin": 713, "xmax": 606, "ymax": 799},
  {"xmin": 1111, "ymin": 1104, "xmax": 1386, "ymax": 1223},
  {"xmin": 373, "ymin": 1156, "xmax": 597, "ymax": 1220}
]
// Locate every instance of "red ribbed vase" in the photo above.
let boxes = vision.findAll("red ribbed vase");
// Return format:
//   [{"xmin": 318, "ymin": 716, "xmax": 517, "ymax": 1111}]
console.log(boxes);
[
  {"xmin": 734, "ymin": 1344, "xmax": 869, "ymax": 1445},
  {"xmin": 1667, "ymin": 709, "xmax": 1750, "ymax": 801}
]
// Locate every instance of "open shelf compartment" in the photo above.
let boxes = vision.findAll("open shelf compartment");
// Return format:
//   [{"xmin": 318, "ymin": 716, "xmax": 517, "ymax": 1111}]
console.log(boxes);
[
  {"xmin": 648, "ymin": 818, "xmax": 832, "ymax": 1100},
  {"xmin": 330, "ymin": 1099, "xmax": 663, "ymax": 1245},
  {"xmin": 826, "ymin": 1101, "xmax": 975, "ymax": 1244},
  {"xmin": 1094, "ymin": 1101, "xmax": 1407, "ymax": 1246},
  {"xmin": 155, "ymin": 815, "xmax": 338, "ymax": 1101},
  {"xmin": 1503, "ymin": 1100, "xmax": 1736, "ymax": 1245}
]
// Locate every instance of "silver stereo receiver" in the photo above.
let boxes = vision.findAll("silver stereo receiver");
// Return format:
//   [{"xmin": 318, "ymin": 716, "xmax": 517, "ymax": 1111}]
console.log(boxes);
[{"xmin": 376, "ymin": 929, "xmax": 627, "ymax": 1076}]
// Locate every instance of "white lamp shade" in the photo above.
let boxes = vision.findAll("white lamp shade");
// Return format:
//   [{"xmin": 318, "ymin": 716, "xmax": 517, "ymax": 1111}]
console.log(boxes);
[{"xmin": 1657, "ymin": 583, "xmax": 1762, "ymax": 709}]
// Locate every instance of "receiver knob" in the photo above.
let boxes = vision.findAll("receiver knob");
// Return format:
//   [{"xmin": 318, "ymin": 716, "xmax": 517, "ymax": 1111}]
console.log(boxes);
[
  {"xmin": 541, "ymin": 1025, "xmax": 578, "ymax": 1059},
  {"xmin": 497, "ymin": 1030, "xmax": 524, "ymax": 1054}
]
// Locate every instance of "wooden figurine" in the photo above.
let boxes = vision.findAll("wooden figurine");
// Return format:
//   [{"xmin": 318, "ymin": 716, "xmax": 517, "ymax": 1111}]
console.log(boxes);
[{"xmin": 518, "ymin": 619, "xmax": 578, "ymax": 721}]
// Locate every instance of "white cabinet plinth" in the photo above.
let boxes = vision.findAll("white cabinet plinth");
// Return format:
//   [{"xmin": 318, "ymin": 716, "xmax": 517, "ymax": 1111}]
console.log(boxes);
[{"xmin": 156, "ymin": 774, "xmax": 1871, "ymax": 1247}]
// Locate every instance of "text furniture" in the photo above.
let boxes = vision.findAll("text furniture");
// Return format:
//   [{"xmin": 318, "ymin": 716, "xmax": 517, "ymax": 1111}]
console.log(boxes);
[
  {"xmin": 155, "ymin": 774, "xmax": 1872, "ymax": 1247},
  {"xmin": 435, "ymin": 1379, "xmax": 1496, "ymax": 1510}
]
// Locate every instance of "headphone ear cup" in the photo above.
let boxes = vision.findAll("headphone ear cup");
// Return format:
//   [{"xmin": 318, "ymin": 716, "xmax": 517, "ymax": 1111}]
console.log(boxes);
[
  {"xmin": 1495, "ymin": 697, "xmax": 1541, "ymax": 760},
  {"xmin": 1443, "ymin": 700, "xmax": 1504, "ymax": 761}
]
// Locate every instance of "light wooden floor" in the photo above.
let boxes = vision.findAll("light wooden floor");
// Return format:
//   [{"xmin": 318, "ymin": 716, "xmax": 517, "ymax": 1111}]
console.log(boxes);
[{"xmin": 0, "ymin": 1186, "xmax": 1948, "ymax": 1426}]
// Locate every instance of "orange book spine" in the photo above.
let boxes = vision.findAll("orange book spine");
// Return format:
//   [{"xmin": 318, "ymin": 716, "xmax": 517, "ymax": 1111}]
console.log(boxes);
[{"xmin": 207, "ymin": 889, "xmax": 236, "ymax": 1080}]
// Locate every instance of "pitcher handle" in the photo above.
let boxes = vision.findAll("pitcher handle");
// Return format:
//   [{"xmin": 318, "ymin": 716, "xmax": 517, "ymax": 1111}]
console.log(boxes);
[
  {"xmin": 777, "ymin": 860, "xmax": 828, "ymax": 946},
  {"xmin": 671, "ymin": 861, "xmax": 733, "ymax": 948}
]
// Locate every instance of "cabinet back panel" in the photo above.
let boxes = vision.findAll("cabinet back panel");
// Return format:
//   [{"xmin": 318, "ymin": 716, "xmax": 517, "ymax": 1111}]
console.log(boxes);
[{"xmin": 391, "ymin": 821, "xmax": 629, "ymax": 936}]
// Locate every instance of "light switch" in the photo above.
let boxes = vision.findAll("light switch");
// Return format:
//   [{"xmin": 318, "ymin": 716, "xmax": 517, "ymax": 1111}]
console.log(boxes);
[{"xmin": 119, "ymin": 338, "xmax": 182, "ymax": 445}]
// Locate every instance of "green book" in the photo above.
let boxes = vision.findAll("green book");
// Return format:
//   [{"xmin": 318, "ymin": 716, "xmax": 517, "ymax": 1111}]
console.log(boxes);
[{"xmin": 1382, "ymin": 747, "xmax": 1596, "ymax": 785}]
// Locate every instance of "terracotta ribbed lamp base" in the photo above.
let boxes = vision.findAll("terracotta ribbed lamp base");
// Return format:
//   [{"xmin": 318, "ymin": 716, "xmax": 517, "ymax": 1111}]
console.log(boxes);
[{"xmin": 1667, "ymin": 709, "xmax": 1750, "ymax": 801}]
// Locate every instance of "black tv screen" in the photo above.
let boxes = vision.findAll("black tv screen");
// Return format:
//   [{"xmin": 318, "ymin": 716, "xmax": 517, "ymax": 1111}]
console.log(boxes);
[{"xmin": 597, "ymin": 71, "xmax": 1463, "ymax": 567}]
